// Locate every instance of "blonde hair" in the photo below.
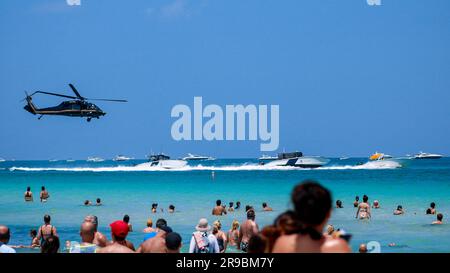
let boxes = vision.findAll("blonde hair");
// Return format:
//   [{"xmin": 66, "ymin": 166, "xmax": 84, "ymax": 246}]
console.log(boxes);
[
  {"xmin": 213, "ymin": 220, "xmax": 222, "ymax": 230},
  {"xmin": 231, "ymin": 220, "xmax": 239, "ymax": 230},
  {"xmin": 146, "ymin": 218, "xmax": 153, "ymax": 227}
]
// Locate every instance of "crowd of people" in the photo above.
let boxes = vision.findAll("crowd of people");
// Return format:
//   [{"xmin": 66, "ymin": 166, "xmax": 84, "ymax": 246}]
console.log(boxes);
[{"xmin": 0, "ymin": 180, "xmax": 445, "ymax": 253}]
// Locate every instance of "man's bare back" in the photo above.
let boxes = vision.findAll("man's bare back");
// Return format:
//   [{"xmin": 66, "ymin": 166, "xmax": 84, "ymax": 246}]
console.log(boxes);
[{"xmin": 96, "ymin": 242, "xmax": 134, "ymax": 253}]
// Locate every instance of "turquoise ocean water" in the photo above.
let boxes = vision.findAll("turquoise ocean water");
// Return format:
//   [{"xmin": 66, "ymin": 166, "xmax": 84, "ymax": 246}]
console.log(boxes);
[{"xmin": 1, "ymin": 157, "xmax": 449, "ymax": 253}]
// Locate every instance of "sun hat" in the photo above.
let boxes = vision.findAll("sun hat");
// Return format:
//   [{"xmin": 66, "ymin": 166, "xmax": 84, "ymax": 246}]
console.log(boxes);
[{"xmin": 195, "ymin": 218, "xmax": 211, "ymax": 232}]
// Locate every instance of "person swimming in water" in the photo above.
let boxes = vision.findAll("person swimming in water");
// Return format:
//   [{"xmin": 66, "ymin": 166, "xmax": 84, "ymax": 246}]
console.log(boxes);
[
  {"xmin": 95, "ymin": 198, "xmax": 102, "ymax": 206},
  {"xmin": 123, "ymin": 215, "xmax": 133, "ymax": 232},
  {"xmin": 40, "ymin": 186, "xmax": 49, "ymax": 202},
  {"xmin": 432, "ymin": 213, "xmax": 443, "ymax": 225},
  {"xmin": 151, "ymin": 203, "xmax": 158, "ymax": 213},
  {"xmin": 359, "ymin": 244, "xmax": 368, "ymax": 253},
  {"xmin": 353, "ymin": 196, "xmax": 359, "ymax": 208},
  {"xmin": 393, "ymin": 205, "xmax": 404, "ymax": 215},
  {"xmin": 356, "ymin": 195, "xmax": 371, "ymax": 220},
  {"xmin": 168, "ymin": 205, "xmax": 175, "ymax": 213},
  {"xmin": 262, "ymin": 202, "xmax": 273, "ymax": 211},
  {"xmin": 235, "ymin": 201, "xmax": 241, "ymax": 210},
  {"xmin": 427, "ymin": 202, "xmax": 436, "ymax": 214},
  {"xmin": 24, "ymin": 186, "xmax": 33, "ymax": 202},
  {"xmin": 84, "ymin": 200, "xmax": 92, "ymax": 206},
  {"xmin": 335, "ymin": 200, "xmax": 343, "ymax": 208},
  {"xmin": 228, "ymin": 202, "xmax": 235, "ymax": 212},
  {"xmin": 372, "ymin": 200, "xmax": 380, "ymax": 209}
]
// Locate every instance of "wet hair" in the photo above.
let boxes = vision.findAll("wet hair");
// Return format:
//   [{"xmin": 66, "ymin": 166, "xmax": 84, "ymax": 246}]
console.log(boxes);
[
  {"xmin": 147, "ymin": 219, "xmax": 153, "ymax": 227},
  {"xmin": 151, "ymin": 203, "xmax": 158, "ymax": 208},
  {"xmin": 291, "ymin": 180, "xmax": 332, "ymax": 240},
  {"xmin": 229, "ymin": 202, "xmax": 234, "ymax": 207},
  {"xmin": 363, "ymin": 195, "xmax": 368, "ymax": 203},
  {"xmin": 44, "ymin": 214, "xmax": 51, "ymax": 224},
  {"xmin": 84, "ymin": 200, "xmax": 90, "ymax": 205},
  {"xmin": 430, "ymin": 202, "xmax": 436, "ymax": 208},
  {"xmin": 123, "ymin": 215, "xmax": 130, "ymax": 223},
  {"xmin": 245, "ymin": 205, "xmax": 253, "ymax": 212},
  {"xmin": 355, "ymin": 196, "xmax": 359, "ymax": 201},
  {"xmin": 247, "ymin": 209, "xmax": 256, "ymax": 220},
  {"xmin": 262, "ymin": 202, "xmax": 267, "ymax": 208},
  {"xmin": 96, "ymin": 198, "xmax": 101, "ymax": 203},
  {"xmin": 437, "ymin": 213, "xmax": 443, "ymax": 221},
  {"xmin": 426, "ymin": 208, "xmax": 432, "ymax": 214},
  {"xmin": 30, "ymin": 229, "xmax": 37, "ymax": 237},
  {"xmin": 41, "ymin": 186, "xmax": 45, "ymax": 191},
  {"xmin": 169, "ymin": 205, "xmax": 175, "ymax": 210},
  {"xmin": 216, "ymin": 200, "xmax": 221, "ymax": 206},
  {"xmin": 156, "ymin": 218, "xmax": 167, "ymax": 229},
  {"xmin": 41, "ymin": 235, "xmax": 60, "ymax": 253},
  {"xmin": 247, "ymin": 234, "xmax": 267, "ymax": 253},
  {"xmin": 397, "ymin": 205, "xmax": 403, "ymax": 210},
  {"xmin": 336, "ymin": 200, "xmax": 343, "ymax": 208},
  {"xmin": 235, "ymin": 201, "xmax": 241, "ymax": 209},
  {"xmin": 27, "ymin": 186, "xmax": 31, "ymax": 191}
]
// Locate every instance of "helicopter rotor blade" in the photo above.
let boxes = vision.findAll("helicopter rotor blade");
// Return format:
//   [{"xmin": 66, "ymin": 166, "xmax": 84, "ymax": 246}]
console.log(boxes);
[
  {"xmin": 68, "ymin": 84, "xmax": 84, "ymax": 100},
  {"xmin": 85, "ymin": 98, "xmax": 128, "ymax": 103},
  {"xmin": 31, "ymin": 91, "xmax": 78, "ymax": 100}
]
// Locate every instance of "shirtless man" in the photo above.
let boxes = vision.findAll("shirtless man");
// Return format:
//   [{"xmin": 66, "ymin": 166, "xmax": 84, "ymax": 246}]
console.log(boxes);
[
  {"xmin": 353, "ymin": 196, "xmax": 359, "ymax": 208},
  {"xmin": 97, "ymin": 220, "xmax": 134, "ymax": 253},
  {"xmin": 432, "ymin": 213, "xmax": 443, "ymax": 225},
  {"xmin": 393, "ymin": 205, "xmax": 404, "ymax": 215},
  {"xmin": 262, "ymin": 202, "xmax": 273, "ymax": 212},
  {"xmin": 24, "ymin": 187, "xmax": 33, "ymax": 202},
  {"xmin": 237, "ymin": 210, "xmax": 259, "ymax": 252},
  {"xmin": 84, "ymin": 215, "xmax": 107, "ymax": 247},
  {"xmin": 428, "ymin": 202, "xmax": 436, "ymax": 215},
  {"xmin": 143, "ymin": 219, "xmax": 155, "ymax": 233},
  {"xmin": 355, "ymin": 195, "xmax": 371, "ymax": 220},
  {"xmin": 272, "ymin": 181, "xmax": 351, "ymax": 253},
  {"xmin": 40, "ymin": 186, "xmax": 50, "ymax": 202},
  {"xmin": 212, "ymin": 200, "xmax": 227, "ymax": 216},
  {"xmin": 136, "ymin": 226, "xmax": 173, "ymax": 253}
]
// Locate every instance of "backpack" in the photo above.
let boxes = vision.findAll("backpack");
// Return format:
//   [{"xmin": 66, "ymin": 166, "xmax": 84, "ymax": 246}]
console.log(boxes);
[{"xmin": 193, "ymin": 232, "xmax": 210, "ymax": 253}]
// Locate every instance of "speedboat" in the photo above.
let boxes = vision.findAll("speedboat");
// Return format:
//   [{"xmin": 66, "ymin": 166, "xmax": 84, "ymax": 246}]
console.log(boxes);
[
  {"xmin": 258, "ymin": 154, "xmax": 278, "ymax": 161},
  {"xmin": 182, "ymin": 153, "xmax": 215, "ymax": 161},
  {"xmin": 87, "ymin": 157, "xmax": 105, "ymax": 162},
  {"xmin": 369, "ymin": 152, "xmax": 392, "ymax": 161},
  {"xmin": 414, "ymin": 152, "xmax": 443, "ymax": 159},
  {"xmin": 147, "ymin": 154, "xmax": 187, "ymax": 169},
  {"xmin": 262, "ymin": 151, "xmax": 330, "ymax": 168},
  {"xmin": 113, "ymin": 155, "xmax": 133, "ymax": 161}
]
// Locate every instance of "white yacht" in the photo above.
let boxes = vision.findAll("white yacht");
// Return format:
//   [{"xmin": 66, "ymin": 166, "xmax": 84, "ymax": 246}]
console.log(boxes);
[
  {"xmin": 262, "ymin": 152, "xmax": 330, "ymax": 168},
  {"xmin": 146, "ymin": 154, "xmax": 187, "ymax": 169},
  {"xmin": 87, "ymin": 157, "xmax": 105, "ymax": 162},
  {"xmin": 182, "ymin": 153, "xmax": 215, "ymax": 161},
  {"xmin": 414, "ymin": 152, "xmax": 443, "ymax": 159},
  {"xmin": 113, "ymin": 155, "xmax": 134, "ymax": 161}
]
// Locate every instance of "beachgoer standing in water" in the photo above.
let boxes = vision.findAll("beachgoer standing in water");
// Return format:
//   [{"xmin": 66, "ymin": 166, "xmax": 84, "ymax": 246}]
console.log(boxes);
[
  {"xmin": 40, "ymin": 186, "xmax": 49, "ymax": 202},
  {"xmin": 353, "ymin": 196, "xmax": 359, "ymax": 208},
  {"xmin": 212, "ymin": 220, "xmax": 228, "ymax": 253},
  {"xmin": 83, "ymin": 215, "xmax": 107, "ymax": 247},
  {"xmin": 36, "ymin": 215, "xmax": 58, "ymax": 246},
  {"xmin": 67, "ymin": 221, "xmax": 99, "ymax": 253},
  {"xmin": 189, "ymin": 218, "xmax": 220, "ymax": 253},
  {"xmin": 166, "ymin": 232, "xmax": 182, "ymax": 253},
  {"xmin": 137, "ymin": 225, "xmax": 173, "ymax": 253},
  {"xmin": 335, "ymin": 200, "xmax": 343, "ymax": 208},
  {"xmin": 393, "ymin": 205, "xmax": 404, "ymax": 215},
  {"xmin": 272, "ymin": 181, "xmax": 351, "ymax": 253},
  {"xmin": 24, "ymin": 186, "xmax": 33, "ymax": 202},
  {"xmin": 427, "ymin": 202, "xmax": 436, "ymax": 214},
  {"xmin": 0, "ymin": 225, "xmax": 15, "ymax": 253},
  {"xmin": 237, "ymin": 209, "xmax": 259, "ymax": 252},
  {"xmin": 212, "ymin": 200, "xmax": 227, "ymax": 216},
  {"xmin": 97, "ymin": 220, "xmax": 135, "ymax": 253},
  {"xmin": 372, "ymin": 200, "xmax": 380, "ymax": 209},
  {"xmin": 123, "ymin": 215, "xmax": 133, "ymax": 232},
  {"xmin": 228, "ymin": 202, "xmax": 235, "ymax": 212},
  {"xmin": 356, "ymin": 195, "xmax": 371, "ymax": 220},
  {"xmin": 227, "ymin": 220, "xmax": 240, "ymax": 247},
  {"xmin": 143, "ymin": 219, "xmax": 155, "ymax": 233}
]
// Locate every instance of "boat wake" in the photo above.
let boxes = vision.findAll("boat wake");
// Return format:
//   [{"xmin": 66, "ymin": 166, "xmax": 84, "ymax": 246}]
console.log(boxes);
[{"xmin": 8, "ymin": 160, "xmax": 401, "ymax": 172}]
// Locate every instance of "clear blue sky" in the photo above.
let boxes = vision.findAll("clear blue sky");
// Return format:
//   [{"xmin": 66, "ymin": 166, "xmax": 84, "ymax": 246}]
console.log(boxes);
[{"xmin": 1, "ymin": 0, "xmax": 449, "ymax": 160}]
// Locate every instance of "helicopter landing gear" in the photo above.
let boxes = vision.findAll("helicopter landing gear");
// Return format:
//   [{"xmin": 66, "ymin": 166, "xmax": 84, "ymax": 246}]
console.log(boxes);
[{"xmin": 87, "ymin": 118, "xmax": 92, "ymax": 122}]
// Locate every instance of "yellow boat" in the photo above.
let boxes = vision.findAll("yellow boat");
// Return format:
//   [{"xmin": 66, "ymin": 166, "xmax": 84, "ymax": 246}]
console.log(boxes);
[{"xmin": 369, "ymin": 152, "xmax": 391, "ymax": 161}]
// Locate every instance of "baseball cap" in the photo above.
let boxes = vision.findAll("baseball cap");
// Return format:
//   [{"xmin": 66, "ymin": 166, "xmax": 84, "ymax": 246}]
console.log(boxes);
[{"xmin": 110, "ymin": 220, "xmax": 129, "ymax": 238}]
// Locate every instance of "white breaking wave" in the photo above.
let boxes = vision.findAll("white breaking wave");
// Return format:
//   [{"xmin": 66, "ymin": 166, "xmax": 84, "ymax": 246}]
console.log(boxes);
[{"xmin": 8, "ymin": 160, "xmax": 401, "ymax": 172}]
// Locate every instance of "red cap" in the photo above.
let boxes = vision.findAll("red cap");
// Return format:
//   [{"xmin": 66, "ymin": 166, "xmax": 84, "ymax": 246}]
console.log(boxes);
[{"xmin": 109, "ymin": 220, "xmax": 129, "ymax": 238}]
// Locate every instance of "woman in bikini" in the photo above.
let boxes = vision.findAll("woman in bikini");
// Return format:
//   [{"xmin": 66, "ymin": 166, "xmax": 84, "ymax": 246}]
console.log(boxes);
[
  {"xmin": 24, "ymin": 186, "xmax": 33, "ymax": 202},
  {"xmin": 356, "ymin": 195, "xmax": 371, "ymax": 220},
  {"xmin": 227, "ymin": 220, "xmax": 240, "ymax": 247},
  {"xmin": 36, "ymin": 215, "xmax": 58, "ymax": 245}
]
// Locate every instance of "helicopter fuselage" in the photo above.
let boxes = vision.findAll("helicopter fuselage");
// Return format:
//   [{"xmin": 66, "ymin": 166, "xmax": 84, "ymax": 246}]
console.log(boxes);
[{"xmin": 25, "ymin": 99, "xmax": 106, "ymax": 119}]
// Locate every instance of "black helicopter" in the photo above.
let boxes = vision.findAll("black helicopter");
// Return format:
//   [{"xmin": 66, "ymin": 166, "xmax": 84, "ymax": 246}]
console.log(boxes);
[{"xmin": 23, "ymin": 84, "xmax": 127, "ymax": 122}]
